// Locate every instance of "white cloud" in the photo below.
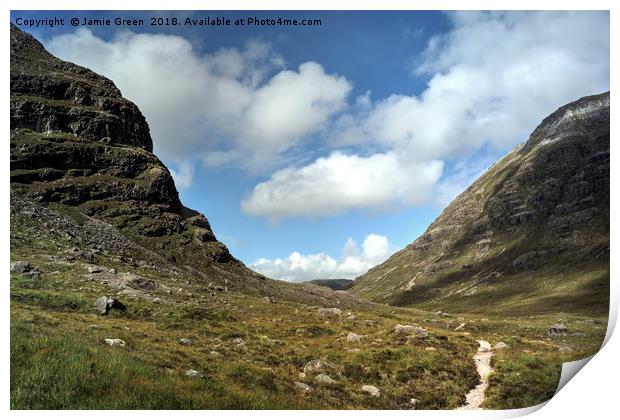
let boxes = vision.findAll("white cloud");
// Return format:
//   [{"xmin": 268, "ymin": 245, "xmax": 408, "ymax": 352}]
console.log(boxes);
[
  {"xmin": 243, "ymin": 11, "xmax": 609, "ymax": 219},
  {"xmin": 47, "ymin": 29, "xmax": 351, "ymax": 178},
  {"xmin": 168, "ymin": 161, "xmax": 194, "ymax": 190},
  {"xmin": 241, "ymin": 151, "xmax": 443, "ymax": 219},
  {"xmin": 249, "ymin": 234, "xmax": 394, "ymax": 282}
]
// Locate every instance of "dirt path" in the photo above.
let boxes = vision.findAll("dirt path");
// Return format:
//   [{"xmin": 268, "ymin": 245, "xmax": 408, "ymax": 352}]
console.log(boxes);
[{"xmin": 457, "ymin": 340, "xmax": 494, "ymax": 410}]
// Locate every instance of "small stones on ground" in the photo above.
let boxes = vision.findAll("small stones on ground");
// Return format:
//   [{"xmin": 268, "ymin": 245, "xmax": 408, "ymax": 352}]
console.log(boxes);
[
  {"xmin": 88, "ymin": 266, "xmax": 103, "ymax": 273},
  {"xmin": 362, "ymin": 385, "xmax": 380, "ymax": 397},
  {"xmin": 425, "ymin": 346, "xmax": 437, "ymax": 351},
  {"xmin": 179, "ymin": 338, "xmax": 193, "ymax": 345},
  {"xmin": 185, "ymin": 369, "xmax": 201, "ymax": 377},
  {"xmin": 262, "ymin": 296, "xmax": 273, "ymax": 303},
  {"xmin": 153, "ymin": 297, "xmax": 161, "ymax": 303},
  {"xmin": 454, "ymin": 323, "xmax": 467, "ymax": 331},
  {"xmin": 346, "ymin": 314, "xmax": 358, "ymax": 321},
  {"xmin": 109, "ymin": 268, "xmax": 116, "ymax": 274},
  {"xmin": 494, "ymin": 342, "xmax": 508, "ymax": 349},
  {"xmin": 294, "ymin": 382, "xmax": 313, "ymax": 392},
  {"xmin": 410, "ymin": 398, "xmax": 419, "ymax": 408},
  {"xmin": 314, "ymin": 374, "xmax": 336, "ymax": 385},
  {"xmin": 104, "ymin": 338, "xmax": 126, "ymax": 347},
  {"xmin": 347, "ymin": 332, "xmax": 362, "ymax": 343},
  {"xmin": 318, "ymin": 308, "xmax": 342, "ymax": 318}
]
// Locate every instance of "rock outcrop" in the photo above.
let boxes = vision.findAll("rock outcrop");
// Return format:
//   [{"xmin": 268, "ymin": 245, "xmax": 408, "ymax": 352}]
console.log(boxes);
[{"xmin": 350, "ymin": 92, "xmax": 610, "ymax": 316}]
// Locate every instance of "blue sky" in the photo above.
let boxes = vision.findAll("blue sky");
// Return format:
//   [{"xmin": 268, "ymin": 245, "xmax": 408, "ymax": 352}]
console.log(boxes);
[{"xmin": 11, "ymin": 11, "xmax": 609, "ymax": 281}]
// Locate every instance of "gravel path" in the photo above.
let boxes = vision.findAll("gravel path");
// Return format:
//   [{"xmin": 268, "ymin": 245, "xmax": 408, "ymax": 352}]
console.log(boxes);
[{"xmin": 457, "ymin": 340, "xmax": 494, "ymax": 410}]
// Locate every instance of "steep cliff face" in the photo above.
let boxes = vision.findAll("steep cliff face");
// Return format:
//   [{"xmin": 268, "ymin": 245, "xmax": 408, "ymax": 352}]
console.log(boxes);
[
  {"xmin": 9, "ymin": 24, "xmax": 237, "ymax": 270},
  {"xmin": 350, "ymin": 92, "xmax": 610, "ymax": 316}
]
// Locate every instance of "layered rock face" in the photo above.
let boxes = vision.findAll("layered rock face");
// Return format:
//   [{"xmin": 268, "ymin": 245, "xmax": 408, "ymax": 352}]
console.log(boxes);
[
  {"xmin": 10, "ymin": 24, "xmax": 238, "ymax": 281},
  {"xmin": 350, "ymin": 92, "xmax": 610, "ymax": 315}
]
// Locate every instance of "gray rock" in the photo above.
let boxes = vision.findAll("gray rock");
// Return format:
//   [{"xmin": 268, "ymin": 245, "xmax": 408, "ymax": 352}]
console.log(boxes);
[
  {"xmin": 494, "ymin": 342, "xmax": 508, "ymax": 349},
  {"xmin": 347, "ymin": 332, "xmax": 362, "ymax": 343},
  {"xmin": 304, "ymin": 359, "xmax": 337, "ymax": 375},
  {"xmin": 179, "ymin": 338, "xmax": 193, "ymax": 345},
  {"xmin": 104, "ymin": 338, "xmax": 126, "ymax": 347},
  {"xmin": 314, "ymin": 374, "xmax": 336, "ymax": 385},
  {"xmin": 88, "ymin": 266, "xmax": 103, "ymax": 274},
  {"xmin": 185, "ymin": 369, "xmax": 200, "ymax": 377},
  {"xmin": 262, "ymin": 296, "xmax": 273, "ymax": 304},
  {"xmin": 294, "ymin": 382, "xmax": 313, "ymax": 392},
  {"xmin": 395, "ymin": 324, "xmax": 428, "ymax": 338},
  {"xmin": 318, "ymin": 308, "xmax": 342, "ymax": 318},
  {"xmin": 362, "ymin": 385, "xmax": 380, "ymax": 397},
  {"xmin": 94, "ymin": 296, "xmax": 126, "ymax": 315},
  {"xmin": 549, "ymin": 324, "xmax": 568, "ymax": 335},
  {"xmin": 22, "ymin": 270, "xmax": 41, "ymax": 280},
  {"xmin": 10, "ymin": 260, "xmax": 31, "ymax": 273}
]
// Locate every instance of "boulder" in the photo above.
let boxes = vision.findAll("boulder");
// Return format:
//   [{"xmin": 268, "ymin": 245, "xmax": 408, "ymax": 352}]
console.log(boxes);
[
  {"xmin": 262, "ymin": 296, "xmax": 273, "ymax": 304},
  {"xmin": 294, "ymin": 382, "xmax": 313, "ymax": 392},
  {"xmin": 347, "ymin": 332, "xmax": 362, "ymax": 343},
  {"xmin": 185, "ymin": 369, "xmax": 200, "ymax": 377},
  {"xmin": 549, "ymin": 324, "xmax": 568, "ymax": 335},
  {"xmin": 314, "ymin": 374, "xmax": 336, "ymax": 385},
  {"xmin": 104, "ymin": 338, "xmax": 126, "ymax": 347},
  {"xmin": 395, "ymin": 324, "xmax": 428, "ymax": 338},
  {"xmin": 318, "ymin": 308, "xmax": 342, "ymax": 318},
  {"xmin": 94, "ymin": 296, "xmax": 126, "ymax": 315},
  {"xmin": 179, "ymin": 338, "xmax": 193, "ymax": 345},
  {"xmin": 10, "ymin": 260, "xmax": 31, "ymax": 273},
  {"xmin": 304, "ymin": 359, "xmax": 337, "ymax": 375},
  {"xmin": 362, "ymin": 385, "xmax": 380, "ymax": 397},
  {"xmin": 494, "ymin": 342, "xmax": 508, "ymax": 349},
  {"xmin": 87, "ymin": 266, "xmax": 103, "ymax": 274}
]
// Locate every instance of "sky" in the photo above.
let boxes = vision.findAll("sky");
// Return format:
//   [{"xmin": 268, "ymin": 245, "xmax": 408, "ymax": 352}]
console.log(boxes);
[{"xmin": 11, "ymin": 10, "xmax": 610, "ymax": 282}]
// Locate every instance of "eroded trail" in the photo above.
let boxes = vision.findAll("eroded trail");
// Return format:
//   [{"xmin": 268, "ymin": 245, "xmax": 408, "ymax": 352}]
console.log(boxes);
[{"xmin": 457, "ymin": 340, "xmax": 494, "ymax": 410}]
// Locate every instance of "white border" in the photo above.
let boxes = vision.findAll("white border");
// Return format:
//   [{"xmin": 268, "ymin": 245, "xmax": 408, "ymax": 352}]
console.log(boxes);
[{"xmin": 2, "ymin": 1, "xmax": 616, "ymax": 420}]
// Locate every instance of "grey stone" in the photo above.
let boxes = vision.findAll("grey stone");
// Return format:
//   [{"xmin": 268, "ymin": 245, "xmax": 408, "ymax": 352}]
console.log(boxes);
[
  {"xmin": 362, "ymin": 385, "xmax": 380, "ymax": 397},
  {"xmin": 314, "ymin": 374, "xmax": 336, "ymax": 385},
  {"xmin": 10, "ymin": 260, "xmax": 31, "ymax": 273}
]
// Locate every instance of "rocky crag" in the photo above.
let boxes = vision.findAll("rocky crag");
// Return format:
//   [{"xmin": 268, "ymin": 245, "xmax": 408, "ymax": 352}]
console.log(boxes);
[{"xmin": 351, "ymin": 92, "xmax": 610, "ymax": 316}]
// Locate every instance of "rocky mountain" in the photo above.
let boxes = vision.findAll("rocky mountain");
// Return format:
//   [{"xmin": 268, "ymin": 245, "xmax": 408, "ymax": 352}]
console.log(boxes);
[
  {"xmin": 9, "ymin": 24, "xmax": 360, "ymax": 307},
  {"xmin": 350, "ymin": 92, "xmax": 610, "ymax": 316},
  {"xmin": 306, "ymin": 279, "xmax": 354, "ymax": 291}
]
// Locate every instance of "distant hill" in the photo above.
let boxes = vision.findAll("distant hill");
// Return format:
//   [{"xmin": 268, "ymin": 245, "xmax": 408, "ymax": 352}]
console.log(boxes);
[
  {"xmin": 305, "ymin": 279, "xmax": 353, "ymax": 290},
  {"xmin": 350, "ymin": 92, "xmax": 610, "ymax": 316}
]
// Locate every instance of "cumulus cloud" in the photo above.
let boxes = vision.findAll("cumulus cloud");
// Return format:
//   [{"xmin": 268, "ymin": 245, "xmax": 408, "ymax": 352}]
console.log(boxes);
[
  {"xmin": 241, "ymin": 151, "xmax": 443, "ymax": 219},
  {"xmin": 47, "ymin": 29, "xmax": 351, "ymax": 181},
  {"xmin": 243, "ymin": 11, "xmax": 609, "ymax": 219},
  {"xmin": 249, "ymin": 234, "xmax": 394, "ymax": 282}
]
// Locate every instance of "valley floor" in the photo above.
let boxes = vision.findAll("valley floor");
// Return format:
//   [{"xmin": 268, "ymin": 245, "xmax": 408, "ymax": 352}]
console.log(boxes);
[{"xmin": 10, "ymin": 267, "xmax": 606, "ymax": 409}]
